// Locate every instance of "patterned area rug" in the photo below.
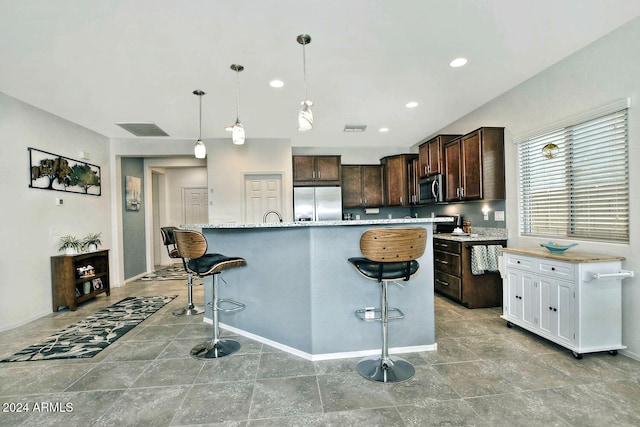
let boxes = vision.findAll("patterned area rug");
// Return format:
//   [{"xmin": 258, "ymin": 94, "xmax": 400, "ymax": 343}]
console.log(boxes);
[
  {"xmin": 136, "ymin": 264, "xmax": 188, "ymax": 281},
  {"xmin": 1, "ymin": 295, "xmax": 176, "ymax": 362}
]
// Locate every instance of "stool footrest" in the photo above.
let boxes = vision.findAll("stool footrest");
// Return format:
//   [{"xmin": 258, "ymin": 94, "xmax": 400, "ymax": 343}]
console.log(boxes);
[
  {"xmin": 208, "ymin": 298, "xmax": 245, "ymax": 313},
  {"xmin": 355, "ymin": 307, "xmax": 405, "ymax": 322}
]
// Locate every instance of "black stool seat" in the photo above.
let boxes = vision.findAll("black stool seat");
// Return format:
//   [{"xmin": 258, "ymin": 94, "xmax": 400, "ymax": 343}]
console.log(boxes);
[
  {"xmin": 348, "ymin": 258, "xmax": 419, "ymax": 282},
  {"xmin": 188, "ymin": 254, "xmax": 246, "ymax": 276}
]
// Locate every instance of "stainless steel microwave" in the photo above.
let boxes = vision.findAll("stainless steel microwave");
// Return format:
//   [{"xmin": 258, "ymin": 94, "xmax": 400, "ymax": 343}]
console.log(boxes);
[{"xmin": 419, "ymin": 174, "xmax": 444, "ymax": 203}]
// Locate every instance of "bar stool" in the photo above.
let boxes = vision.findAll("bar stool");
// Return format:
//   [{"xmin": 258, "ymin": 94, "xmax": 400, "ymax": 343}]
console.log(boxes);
[
  {"xmin": 173, "ymin": 229, "xmax": 246, "ymax": 359},
  {"xmin": 161, "ymin": 226, "xmax": 204, "ymax": 316},
  {"xmin": 348, "ymin": 227, "xmax": 427, "ymax": 383}
]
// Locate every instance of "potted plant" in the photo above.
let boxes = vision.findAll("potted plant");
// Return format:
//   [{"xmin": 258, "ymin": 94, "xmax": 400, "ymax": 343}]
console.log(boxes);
[
  {"xmin": 82, "ymin": 232, "xmax": 102, "ymax": 252},
  {"xmin": 59, "ymin": 235, "xmax": 82, "ymax": 255}
]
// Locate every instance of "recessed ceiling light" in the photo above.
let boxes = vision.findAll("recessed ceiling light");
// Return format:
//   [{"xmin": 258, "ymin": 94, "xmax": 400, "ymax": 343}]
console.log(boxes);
[
  {"xmin": 269, "ymin": 79, "xmax": 284, "ymax": 88},
  {"xmin": 406, "ymin": 101, "xmax": 418, "ymax": 108},
  {"xmin": 450, "ymin": 57, "xmax": 468, "ymax": 68},
  {"xmin": 379, "ymin": 127, "xmax": 389, "ymax": 133}
]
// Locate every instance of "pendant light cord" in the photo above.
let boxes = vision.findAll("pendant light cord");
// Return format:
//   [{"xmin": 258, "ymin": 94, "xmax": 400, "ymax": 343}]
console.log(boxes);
[
  {"xmin": 236, "ymin": 69, "xmax": 241, "ymax": 120},
  {"xmin": 198, "ymin": 94, "xmax": 203, "ymax": 139},
  {"xmin": 302, "ymin": 41, "xmax": 308, "ymax": 101}
]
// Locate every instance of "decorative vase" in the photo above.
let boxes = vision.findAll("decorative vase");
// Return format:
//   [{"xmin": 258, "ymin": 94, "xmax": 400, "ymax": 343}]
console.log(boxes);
[
  {"xmin": 65, "ymin": 248, "xmax": 77, "ymax": 255},
  {"xmin": 88, "ymin": 244, "xmax": 97, "ymax": 252}
]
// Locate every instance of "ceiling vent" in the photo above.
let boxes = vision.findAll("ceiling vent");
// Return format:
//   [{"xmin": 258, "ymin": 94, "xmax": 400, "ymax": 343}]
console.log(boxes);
[
  {"xmin": 343, "ymin": 124, "xmax": 367, "ymax": 132},
  {"xmin": 116, "ymin": 122, "xmax": 169, "ymax": 137}
]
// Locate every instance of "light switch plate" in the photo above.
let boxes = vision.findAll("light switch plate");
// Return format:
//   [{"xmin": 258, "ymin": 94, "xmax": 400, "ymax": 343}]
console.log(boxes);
[{"xmin": 494, "ymin": 211, "xmax": 505, "ymax": 221}]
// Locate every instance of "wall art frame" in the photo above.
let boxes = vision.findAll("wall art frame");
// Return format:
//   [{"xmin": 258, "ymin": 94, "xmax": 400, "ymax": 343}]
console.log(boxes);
[
  {"xmin": 28, "ymin": 147, "xmax": 101, "ymax": 196},
  {"xmin": 125, "ymin": 175, "xmax": 141, "ymax": 211}
]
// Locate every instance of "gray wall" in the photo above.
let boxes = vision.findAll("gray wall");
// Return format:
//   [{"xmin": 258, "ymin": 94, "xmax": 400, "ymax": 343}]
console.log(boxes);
[{"xmin": 121, "ymin": 157, "xmax": 146, "ymax": 279}]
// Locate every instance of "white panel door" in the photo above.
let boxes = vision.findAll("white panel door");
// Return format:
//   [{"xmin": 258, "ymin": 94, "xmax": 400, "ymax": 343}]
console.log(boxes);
[
  {"xmin": 244, "ymin": 174, "xmax": 283, "ymax": 223},
  {"xmin": 183, "ymin": 187, "xmax": 209, "ymax": 224}
]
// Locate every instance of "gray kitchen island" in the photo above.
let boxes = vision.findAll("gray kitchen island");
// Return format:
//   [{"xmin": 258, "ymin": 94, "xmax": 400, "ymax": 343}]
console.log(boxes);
[{"xmin": 184, "ymin": 218, "xmax": 447, "ymax": 360}]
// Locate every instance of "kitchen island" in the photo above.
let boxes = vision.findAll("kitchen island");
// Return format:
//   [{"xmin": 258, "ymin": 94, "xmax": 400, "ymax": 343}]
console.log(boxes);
[{"xmin": 185, "ymin": 218, "xmax": 447, "ymax": 360}]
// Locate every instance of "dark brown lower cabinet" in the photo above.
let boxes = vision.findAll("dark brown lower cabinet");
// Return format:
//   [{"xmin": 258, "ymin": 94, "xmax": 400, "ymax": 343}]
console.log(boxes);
[{"xmin": 434, "ymin": 238, "xmax": 506, "ymax": 308}]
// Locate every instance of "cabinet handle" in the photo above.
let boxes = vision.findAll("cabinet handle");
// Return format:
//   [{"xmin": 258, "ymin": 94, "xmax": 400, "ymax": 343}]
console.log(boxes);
[
  {"xmin": 517, "ymin": 260, "xmax": 521, "ymax": 264},
  {"xmin": 436, "ymin": 259, "xmax": 449, "ymax": 265},
  {"xmin": 551, "ymin": 267, "xmax": 556, "ymax": 271},
  {"xmin": 436, "ymin": 279, "xmax": 449, "ymax": 286},
  {"xmin": 456, "ymin": 188, "xmax": 460, "ymax": 197},
  {"xmin": 400, "ymin": 196, "xmax": 403, "ymax": 204},
  {"xmin": 460, "ymin": 187, "xmax": 465, "ymax": 197}
]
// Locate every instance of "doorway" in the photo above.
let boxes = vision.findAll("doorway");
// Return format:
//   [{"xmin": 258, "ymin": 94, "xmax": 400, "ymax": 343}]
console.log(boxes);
[{"xmin": 244, "ymin": 174, "xmax": 283, "ymax": 223}]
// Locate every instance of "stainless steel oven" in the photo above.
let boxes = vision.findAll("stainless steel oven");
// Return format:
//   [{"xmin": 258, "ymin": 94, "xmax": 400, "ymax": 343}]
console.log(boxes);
[{"xmin": 419, "ymin": 174, "xmax": 444, "ymax": 204}]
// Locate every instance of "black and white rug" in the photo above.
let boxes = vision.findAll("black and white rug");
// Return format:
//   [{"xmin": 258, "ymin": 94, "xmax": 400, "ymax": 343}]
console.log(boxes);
[
  {"xmin": 136, "ymin": 264, "xmax": 188, "ymax": 281},
  {"xmin": 1, "ymin": 295, "xmax": 176, "ymax": 362}
]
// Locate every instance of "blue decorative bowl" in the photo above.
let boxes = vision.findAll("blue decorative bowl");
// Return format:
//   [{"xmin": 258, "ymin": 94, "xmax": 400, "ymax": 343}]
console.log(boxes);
[{"xmin": 540, "ymin": 242, "xmax": 578, "ymax": 253}]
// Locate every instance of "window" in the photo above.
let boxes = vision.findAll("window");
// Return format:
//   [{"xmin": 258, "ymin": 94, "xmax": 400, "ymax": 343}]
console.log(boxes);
[{"xmin": 518, "ymin": 108, "xmax": 629, "ymax": 243}]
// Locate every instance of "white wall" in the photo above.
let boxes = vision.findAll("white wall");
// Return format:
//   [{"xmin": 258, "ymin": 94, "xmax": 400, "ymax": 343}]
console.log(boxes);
[
  {"xmin": 426, "ymin": 18, "xmax": 640, "ymax": 358},
  {"xmin": 207, "ymin": 138, "xmax": 293, "ymax": 223},
  {"xmin": 0, "ymin": 92, "xmax": 111, "ymax": 331}
]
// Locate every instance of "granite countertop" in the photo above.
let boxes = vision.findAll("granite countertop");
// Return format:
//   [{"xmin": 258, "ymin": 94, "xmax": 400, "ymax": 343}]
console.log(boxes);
[
  {"xmin": 501, "ymin": 247, "xmax": 625, "ymax": 263},
  {"xmin": 186, "ymin": 217, "xmax": 450, "ymax": 229}
]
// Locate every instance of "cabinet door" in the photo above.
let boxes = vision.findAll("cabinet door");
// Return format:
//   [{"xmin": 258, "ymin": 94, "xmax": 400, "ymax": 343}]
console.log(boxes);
[
  {"xmin": 418, "ymin": 143, "xmax": 429, "ymax": 178},
  {"xmin": 444, "ymin": 141, "xmax": 462, "ymax": 201},
  {"xmin": 341, "ymin": 165, "xmax": 363, "ymax": 208},
  {"xmin": 362, "ymin": 165, "xmax": 384, "ymax": 207},
  {"xmin": 384, "ymin": 156, "xmax": 406, "ymax": 206},
  {"xmin": 407, "ymin": 158, "xmax": 419, "ymax": 205},
  {"xmin": 505, "ymin": 268, "xmax": 538, "ymax": 329},
  {"xmin": 461, "ymin": 131, "xmax": 482, "ymax": 199},
  {"xmin": 293, "ymin": 156, "xmax": 316, "ymax": 182},
  {"xmin": 427, "ymin": 138, "xmax": 443, "ymax": 175},
  {"xmin": 539, "ymin": 278, "xmax": 574, "ymax": 345},
  {"xmin": 315, "ymin": 156, "xmax": 341, "ymax": 182}
]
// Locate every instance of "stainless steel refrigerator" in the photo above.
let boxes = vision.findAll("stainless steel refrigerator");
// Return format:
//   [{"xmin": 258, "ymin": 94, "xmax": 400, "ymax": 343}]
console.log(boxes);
[{"xmin": 294, "ymin": 187, "xmax": 342, "ymax": 221}]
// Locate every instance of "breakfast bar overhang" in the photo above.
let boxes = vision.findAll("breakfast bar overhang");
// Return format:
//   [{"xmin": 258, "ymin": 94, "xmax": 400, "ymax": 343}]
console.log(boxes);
[{"xmin": 188, "ymin": 218, "xmax": 446, "ymax": 360}]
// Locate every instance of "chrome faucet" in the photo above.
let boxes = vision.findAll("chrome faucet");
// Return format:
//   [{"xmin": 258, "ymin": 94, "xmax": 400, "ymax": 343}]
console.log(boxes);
[{"xmin": 263, "ymin": 210, "xmax": 283, "ymax": 223}]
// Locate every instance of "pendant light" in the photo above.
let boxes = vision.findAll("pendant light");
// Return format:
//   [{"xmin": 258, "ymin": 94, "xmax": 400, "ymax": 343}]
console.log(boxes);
[
  {"xmin": 297, "ymin": 34, "xmax": 313, "ymax": 131},
  {"xmin": 193, "ymin": 89, "xmax": 206, "ymax": 159},
  {"xmin": 230, "ymin": 64, "xmax": 245, "ymax": 145}
]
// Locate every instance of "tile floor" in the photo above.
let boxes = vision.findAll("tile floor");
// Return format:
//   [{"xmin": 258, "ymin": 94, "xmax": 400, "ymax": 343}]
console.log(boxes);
[{"xmin": 1, "ymin": 276, "xmax": 640, "ymax": 426}]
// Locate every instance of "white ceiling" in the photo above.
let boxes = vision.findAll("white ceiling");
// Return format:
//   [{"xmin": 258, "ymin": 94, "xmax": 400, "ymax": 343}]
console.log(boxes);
[{"xmin": 2, "ymin": 0, "xmax": 639, "ymax": 149}]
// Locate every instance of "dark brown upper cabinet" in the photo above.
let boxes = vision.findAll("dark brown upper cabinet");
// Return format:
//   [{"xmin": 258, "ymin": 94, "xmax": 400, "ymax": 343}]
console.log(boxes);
[
  {"xmin": 444, "ymin": 127, "xmax": 505, "ymax": 202},
  {"xmin": 293, "ymin": 155, "xmax": 341, "ymax": 186}
]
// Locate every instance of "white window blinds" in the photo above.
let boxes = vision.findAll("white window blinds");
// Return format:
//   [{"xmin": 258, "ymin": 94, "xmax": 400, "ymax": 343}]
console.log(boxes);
[{"xmin": 518, "ymin": 109, "xmax": 629, "ymax": 242}]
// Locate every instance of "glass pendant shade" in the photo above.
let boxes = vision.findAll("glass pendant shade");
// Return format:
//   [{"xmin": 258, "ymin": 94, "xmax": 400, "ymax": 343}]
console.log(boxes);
[
  {"xmin": 298, "ymin": 100, "xmax": 313, "ymax": 131},
  {"xmin": 194, "ymin": 139, "xmax": 206, "ymax": 158},
  {"xmin": 232, "ymin": 120, "xmax": 245, "ymax": 145}
]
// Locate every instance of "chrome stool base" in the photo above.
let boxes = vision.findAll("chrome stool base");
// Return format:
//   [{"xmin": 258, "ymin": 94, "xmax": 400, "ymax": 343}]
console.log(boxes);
[
  {"xmin": 356, "ymin": 355, "xmax": 415, "ymax": 383},
  {"xmin": 172, "ymin": 305, "xmax": 204, "ymax": 316},
  {"xmin": 190, "ymin": 339, "xmax": 241, "ymax": 359}
]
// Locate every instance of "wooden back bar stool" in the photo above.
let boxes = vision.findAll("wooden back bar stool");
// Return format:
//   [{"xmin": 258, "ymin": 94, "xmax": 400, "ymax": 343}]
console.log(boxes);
[
  {"xmin": 173, "ymin": 229, "xmax": 246, "ymax": 359},
  {"xmin": 161, "ymin": 226, "xmax": 204, "ymax": 316},
  {"xmin": 348, "ymin": 227, "xmax": 427, "ymax": 383}
]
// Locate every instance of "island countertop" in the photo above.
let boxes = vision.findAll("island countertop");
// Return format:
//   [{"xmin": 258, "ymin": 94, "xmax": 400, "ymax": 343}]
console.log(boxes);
[{"xmin": 185, "ymin": 217, "xmax": 451, "ymax": 229}]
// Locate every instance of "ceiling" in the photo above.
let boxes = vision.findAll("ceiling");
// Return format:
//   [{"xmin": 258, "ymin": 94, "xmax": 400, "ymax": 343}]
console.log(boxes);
[{"xmin": 2, "ymin": 0, "xmax": 639, "ymax": 149}]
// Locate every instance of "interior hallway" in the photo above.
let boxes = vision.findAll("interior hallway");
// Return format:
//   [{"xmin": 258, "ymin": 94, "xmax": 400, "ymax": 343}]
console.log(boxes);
[{"xmin": 1, "ymin": 273, "xmax": 639, "ymax": 426}]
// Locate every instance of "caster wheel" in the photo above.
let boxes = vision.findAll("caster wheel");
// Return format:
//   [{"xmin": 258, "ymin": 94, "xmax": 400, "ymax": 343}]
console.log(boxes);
[
  {"xmin": 609, "ymin": 350, "xmax": 618, "ymax": 356},
  {"xmin": 572, "ymin": 351, "xmax": 583, "ymax": 359},
  {"xmin": 506, "ymin": 321, "xmax": 513, "ymax": 328}
]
